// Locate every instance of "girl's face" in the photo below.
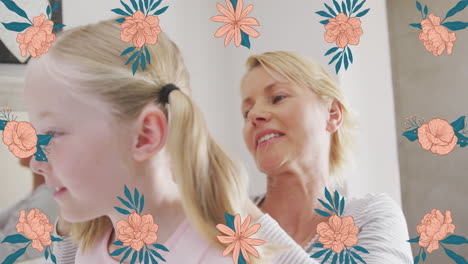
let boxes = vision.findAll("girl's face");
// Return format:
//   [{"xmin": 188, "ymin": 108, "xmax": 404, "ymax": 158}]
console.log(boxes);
[
  {"xmin": 25, "ymin": 59, "xmax": 132, "ymax": 223},
  {"xmin": 241, "ymin": 66, "xmax": 333, "ymax": 174}
]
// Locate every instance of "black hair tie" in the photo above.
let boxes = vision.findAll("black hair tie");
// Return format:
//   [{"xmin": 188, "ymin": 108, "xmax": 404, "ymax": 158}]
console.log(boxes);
[{"xmin": 159, "ymin": 83, "xmax": 179, "ymax": 104}]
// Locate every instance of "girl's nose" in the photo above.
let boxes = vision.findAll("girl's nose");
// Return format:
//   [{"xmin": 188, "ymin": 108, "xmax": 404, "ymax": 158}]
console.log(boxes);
[{"xmin": 29, "ymin": 156, "xmax": 51, "ymax": 177}]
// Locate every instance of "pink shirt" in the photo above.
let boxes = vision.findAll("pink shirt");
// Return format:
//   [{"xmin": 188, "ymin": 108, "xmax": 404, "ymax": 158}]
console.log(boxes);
[{"xmin": 75, "ymin": 218, "xmax": 233, "ymax": 264}]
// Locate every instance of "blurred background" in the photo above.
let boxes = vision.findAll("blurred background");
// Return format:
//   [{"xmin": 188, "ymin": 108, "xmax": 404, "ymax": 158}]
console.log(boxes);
[{"xmin": 1, "ymin": 0, "xmax": 467, "ymax": 262}]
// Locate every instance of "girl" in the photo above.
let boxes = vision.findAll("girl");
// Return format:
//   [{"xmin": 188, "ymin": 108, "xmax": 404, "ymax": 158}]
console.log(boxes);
[{"xmin": 24, "ymin": 19, "xmax": 318, "ymax": 263}]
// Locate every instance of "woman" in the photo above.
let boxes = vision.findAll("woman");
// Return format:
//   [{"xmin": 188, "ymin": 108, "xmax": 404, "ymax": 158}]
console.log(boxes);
[
  {"xmin": 22, "ymin": 20, "xmax": 318, "ymax": 263},
  {"xmin": 240, "ymin": 51, "xmax": 414, "ymax": 262}
]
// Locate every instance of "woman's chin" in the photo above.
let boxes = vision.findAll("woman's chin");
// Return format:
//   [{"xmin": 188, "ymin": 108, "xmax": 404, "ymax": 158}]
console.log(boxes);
[{"xmin": 256, "ymin": 157, "xmax": 284, "ymax": 173}]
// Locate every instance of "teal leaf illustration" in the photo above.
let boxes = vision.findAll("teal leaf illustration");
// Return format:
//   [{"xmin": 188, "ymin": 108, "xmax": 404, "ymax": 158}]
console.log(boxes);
[
  {"xmin": 150, "ymin": 248, "xmax": 166, "ymax": 262},
  {"xmin": 328, "ymin": 50, "xmax": 343, "ymax": 65},
  {"xmin": 341, "ymin": 1, "xmax": 347, "ymax": 16},
  {"xmin": 0, "ymin": 0, "xmax": 29, "ymax": 20},
  {"xmin": 314, "ymin": 243, "xmax": 324, "ymax": 248},
  {"xmin": 51, "ymin": 236, "xmax": 63, "ymax": 242},
  {"xmin": 149, "ymin": 252, "xmax": 158, "ymax": 264},
  {"xmin": 409, "ymin": 23, "xmax": 422, "ymax": 29},
  {"xmin": 335, "ymin": 54, "xmax": 344, "ymax": 74},
  {"xmin": 117, "ymin": 196, "xmax": 133, "ymax": 210},
  {"xmin": 339, "ymin": 197, "xmax": 345, "ymax": 215},
  {"xmin": 331, "ymin": 253, "xmax": 338, "ymax": 264},
  {"xmin": 422, "ymin": 249, "xmax": 426, "ymax": 261},
  {"xmin": 352, "ymin": 0, "xmax": 358, "ymax": 9},
  {"xmin": 130, "ymin": 251, "xmax": 138, "ymax": 264},
  {"xmin": 45, "ymin": 247, "xmax": 49, "ymax": 260},
  {"xmin": 112, "ymin": 8, "xmax": 131, "ymax": 16},
  {"xmin": 345, "ymin": 252, "xmax": 350, "ymax": 264},
  {"xmin": 315, "ymin": 209, "xmax": 332, "ymax": 217},
  {"xmin": 113, "ymin": 240, "xmax": 124, "ymax": 246},
  {"xmin": 150, "ymin": 0, "xmax": 162, "ymax": 11},
  {"xmin": 230, "ymin": 0, "xmax": 238, "ymax": 8},
  {"xmin": 407, "ymin": 236, "xmax": 420, "ymax": 243},
  {"xmin": 145, "ymin": 251, "xmax": 149, "ymax": 263},
  {"xmin": 134, "ymin": 188, "xmax": 140, "ymax": 210},
  {"xmin": 53, "ymin": 24, "xmax": 66, "ymax": 30},
  {"xmin": 0, "ymin": 119, "xmax": 7, "ymax": 130},
  {"xmin": 139, "ymin": 250, "xmax": 144, "ymax": 263},
  {"xmin": 110, "ymin": 246, "xmax": 129, "ymax": 256},
  {"xmin": 50, "ymin": 253, "xmax": 57, "ymax": 264},
  {"xmin": 132, "ymin": 56, "xmax": 140, "ymax": 75},
  {"xmin": 139, "ymin": 195, "xmax": 145, "ymax": 214},
  {"xmin": 121, "ymin": 0, "xmax": 134, "ymax": 14},
  {"xmin": 403, "ymin": 128, "xmax": 418, "ymax": 142},
  {"xmin": 114, "ymin": 206, "xmax": 131, "ymax": 215},
  {"xmin": 353, "ymin": 0, "xmax": 366, "ymax": 14},
  {"xmin": 153, "ymin": 243, "xmax": 169, "ymax": 252},
  {"xmin": 47, "ymin": 5, "xmax": 51, "ymax": 16},
  {"xmin": 325, "ymin": 47, "xmax": 339, "ymax": 56},
  {"xmin": 353, "ymin": 246, "xmax": 369, "ymax": 254},
  {"xmin": 130, "ymin": 0, "xmax": 138, "ymax": 11},
  {"xmin": 320, "ymin": 19, "xmax": 330, "ymax": 25},
  {"xmin": 324, "ymin": 3, "xmax": 337, "ymax": 16},
  {"xmin": 443, "ymin": 246, "xmax": 468, "ymax": 264},
  {"xmin": 318, "ymin": 198, "xmax": 334, "ymax": 212},
  {"xmin": 144, "ymin": 46, "xmax": 151, "ymax": 64},
  {"xmin": 141, "ymin": 52, "xmax": 146, "ymax": 71},
  {"xmin": 333, "ymin": 0, "xmax": 341, "ymax": 13},
  {"xmin": 456, "ymin": 133, "xmax": 468, "ymax": 147},
  {"xmin": 324, "ymin": 187, "xmax": 334, "ymax": 209},
  {"xmin": 414, "ymin": 255, "xmax": 420, "ymax": 264},
  {"xmin": 239, "ymin": 252, "xmax": 247, "ymax": 264},
  {"xmin": 116, "ymin": 17, "xmax": 126, "ymax": 23},
  {"xmin": 52, "ymin": 2, "xmax": 59, "ymax": 12},
  {"xmin": 322, "ymin": 250, "xmax": 334, "ymax": 263},
  {"xmin": 339, "ymin": 250, "xmax": 345, "ymax": 263},
  {"xmin": 124, "ymin": 185, "xmax": 134, "ymax": 207},
  {"xmin": 154, "ymin": 6, "xmax": 169, "ymax": 15},
  {"xmin": 139, "ymin": 0, "xmax": 145, "ymax": 13},
  {"xmin": 144, "ymin": 0, "xmax": 150, "ymax": 12},
  {"xmin": 444, "ymin": 1, "xmax": 468, "ymax": 21},
  {"xmin": 423, "ymin": 5, "xmax": 428, "ymax": 16},
  {"xmin": 416, "ymin": 1, "xmax": 422, "ymax": 12},
  {"xmin": 224, "ymin": 212, "xmax": 235, "ymax": 230},
  {"xmin": 1, "ymin": 22, "xmax": 31, "ymax": 32},
  {"xmin": 440, "ymin": 235, "xmax": 468, "ymax": 245},
  {"xmin": 1, "ymin": 234, "xmax": 30, "ymax": 244},
  {"xmin": 344, "ymin": 52, "xmax": 349, "ymax": 70},
  {"xmin": 334, "ymin": 190, "xmax": 340, "ymax": 211},
  {"xmin": 2, "ymin": 246, "xmax": 27, "ymax": 264},
  {"xmin": 442, "ymin": 21, "xmax": 468, "ymax": 31},
  {"xmin": 311, "ymin": 248, "xmax": 330, "ymax": 258},
  {"xmin": 351, "ymin": 256, "xmax": 358, "ymax": 264},
  {"xmin": 350, "ymin": 251, "xmax": 367, "ymax": 264},
  {"xmin": 316, "ymin": 11, "xmax": 333, "ymax": 18},
  {"xmin": 125, "ymin": 50, "xmax": 140, "ymax": 65},
  {"xmin": 451, "ymin": 116, "xmax": 465, "ymax": 132},
  {"xmin": 240, "ymin": 30, "xmax": 251, "ymax": 49},
  {"xmin": 121, "ymin": 247, "xmax": 133, "ymax": 263},
  {"xmin": 346, "ymin": 0, "xmax": 352, "ymax": 13},
  {"xmin": 356, "ymin": 8, "xmax": 370, "ymax": 17}
]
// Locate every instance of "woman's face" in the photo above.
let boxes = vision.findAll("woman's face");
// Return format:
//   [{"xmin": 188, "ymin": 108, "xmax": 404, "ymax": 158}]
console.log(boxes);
[
  {"xmin": 241, "ymin": 66, "xmax": 334, "ymax": 175},
  {"xmin": 24, "ymin": 58, "xmax": 132, "ymax": 223}
]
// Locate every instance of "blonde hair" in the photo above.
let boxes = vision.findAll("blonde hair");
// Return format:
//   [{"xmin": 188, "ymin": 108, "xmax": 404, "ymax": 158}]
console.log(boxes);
[
  {"xmin": 242, "ymin": 51, "xmax": 360, "ymax": 192},
  {"xmin": 37, "ymin": 19, "xmax": 276, "ymax": 262}
]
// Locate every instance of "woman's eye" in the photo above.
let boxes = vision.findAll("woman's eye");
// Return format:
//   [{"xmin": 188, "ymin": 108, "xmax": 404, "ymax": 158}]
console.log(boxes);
[
  {"xmin": 273, "ymin": 95, "xmax": 285, "ymax": 103},
  {"xmin": 243, "ymin": 110, "xmax": 250, "ymax": 118},
  {"xmin": 46, "ymin": 131, "xmax": 60, "ymax": 136}
]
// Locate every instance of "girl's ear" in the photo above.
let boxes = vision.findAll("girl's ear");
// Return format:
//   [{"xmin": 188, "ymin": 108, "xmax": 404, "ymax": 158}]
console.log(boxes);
[
  {"xmin": 131, "ymin": 105, "xmax": 168, "ymax": 162},
  {"xmin": 326, "ymin": 99, "xmax": 343, "ymax": 133}
]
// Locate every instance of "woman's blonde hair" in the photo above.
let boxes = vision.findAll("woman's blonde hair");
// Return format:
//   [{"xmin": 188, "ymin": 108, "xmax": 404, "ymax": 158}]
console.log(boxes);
[
  {"xmin": 242, "ymin": 51, "xmax": 360, "ymax": 193},
  {"xmin": 37, "ymin": 19, "xmax": 275, "ymax": 262}
]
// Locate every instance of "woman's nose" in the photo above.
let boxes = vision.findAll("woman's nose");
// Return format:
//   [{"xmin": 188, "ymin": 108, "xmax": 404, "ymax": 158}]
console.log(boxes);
[
  {"xmin": 29, "ymin": 156, "xmax": 50, "ymax": 176},
  {"xmin": 247, "ymin": 107, "xmax": 271, "ymax": 126}
]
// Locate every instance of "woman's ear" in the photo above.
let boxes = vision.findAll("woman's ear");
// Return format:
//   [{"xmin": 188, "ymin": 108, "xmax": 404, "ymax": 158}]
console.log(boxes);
[
  {"xmin": 326, "ymin": 99, "xmax": 343, "ymax": 133},
  {"xmin": 131, "ymin": 105, "xmax": 168, "ymax": 162}
]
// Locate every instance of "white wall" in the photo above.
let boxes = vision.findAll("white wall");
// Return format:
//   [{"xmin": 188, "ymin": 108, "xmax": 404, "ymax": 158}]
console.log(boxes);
[{"xmin": 1, "ymin": 0, "xmax": 401, "ymax": 207}]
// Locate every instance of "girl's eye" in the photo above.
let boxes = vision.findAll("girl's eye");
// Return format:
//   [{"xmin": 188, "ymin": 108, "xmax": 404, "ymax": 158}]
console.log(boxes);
[
  {"xmin": 46, "ymin": 131, "xmax": 61, "ymax": 137},
  {"xmin": 273, "ymin": 95, "xmax": 286, "ymax": 103}
]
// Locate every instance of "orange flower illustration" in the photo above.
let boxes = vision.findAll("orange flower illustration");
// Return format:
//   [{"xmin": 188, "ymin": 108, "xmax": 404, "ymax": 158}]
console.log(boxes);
[
  {"xmin": 116, "ymin": 212, "xmax": 159, "ymax": 251},
  {"xmin": 120, "ymin": 10, "xmax": 162, "ymax": 48},
  {"xmin": 316, "ymin": 215, "xmax": 359, "ymax": 253},
  {"xmin": 419, "ymin": 14, "xmax": 457, "ymax": 56},
  {"xmin": 216, "ymin": 214, "xmax": 265, "ymax": 264},
  {"xmin": 417, "ymin": 118, "xmax": 458, "ymax": 155},
  {"xmin": 417, "ymin": 209, "xmax": 455, "ymax": 253},
  {"xmin": 210, "ymin": 0, "xmax": 260, "ymax": 47},
  {"xmin": 2, "ymin": 121, "xmax": 38, "ymax": 159},
  {"xmin": 15, "ymin": 209, "xmax": 54, "ymax": 252},
  {"xmin": 324, "ymin": 13, "xmax": 363, "ymax": 48},
  {"xmin": 16, "ymin": 13, "xmax": 56, "ymax": 58}
]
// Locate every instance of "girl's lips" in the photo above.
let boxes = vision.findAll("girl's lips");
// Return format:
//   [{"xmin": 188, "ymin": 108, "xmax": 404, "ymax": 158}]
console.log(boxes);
[{"xmin": 54, "ymin": 187, "xmax": 67, "ymax": 199}]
